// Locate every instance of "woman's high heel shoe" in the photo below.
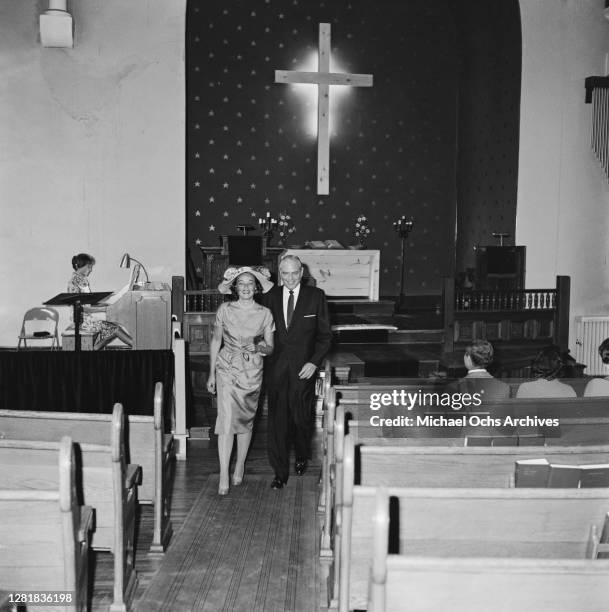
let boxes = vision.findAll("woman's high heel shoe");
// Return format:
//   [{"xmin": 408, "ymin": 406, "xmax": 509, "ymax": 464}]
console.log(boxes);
[
  {"xmin": 218, "ymin": 475, "xmax": 229, "ymax": 496},
  {"xmin": 232, "ymin": 467, "xmax": 244, "ymax": 486}
]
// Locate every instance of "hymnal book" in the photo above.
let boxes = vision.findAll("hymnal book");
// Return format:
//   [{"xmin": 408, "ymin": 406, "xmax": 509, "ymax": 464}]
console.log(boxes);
[
  {"xmin": 515, "ymin": 460, "xmax": 609, "ymax": 488},
  {"xmin": 465, "ymin": 437, "xmax": 493, "ymax": 447},
  {"xmin": 516, "ymin": 435, "xmax": 546, "ymax": 446},
  {"xmin": 514, "ymin": 458, "xmax": 550, "ymax": 487},
  {"xmin": 546, "ymin": 464, "xmax": 582, "ymax": 488},
  {"xmin": 490, "ymin": 437, "xmax": 519, "ymax": 447},
  {"xmin": 580, "ymin": 464, "xmax": 609, "ymax": 488}
]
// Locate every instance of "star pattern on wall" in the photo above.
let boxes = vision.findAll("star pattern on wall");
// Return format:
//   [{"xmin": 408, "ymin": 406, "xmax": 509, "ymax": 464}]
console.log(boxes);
[{"xmin": 186, "ymin": 0, "xmax": 458, "ymax": 293}]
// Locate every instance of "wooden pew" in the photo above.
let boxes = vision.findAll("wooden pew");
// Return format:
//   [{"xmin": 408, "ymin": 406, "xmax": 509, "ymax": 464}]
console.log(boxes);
[
  {"xmin": 321, "ymin": 384, "xmax": 609, "ymax": 564},
  {"xmin": 0, "ymin": 436, "xmax": 93, "ymax": 612},
  {"xmin": 337, "ymin": 433, "xmax": 609, "ymax": 612},
  {"xmin": 335, "ymin": 388, "xmax": 609, "ymax": 446},
  {"xmin": 0, "ymin": 404, "xmax": 140, "ymax": 612},
  {"xmin": 0, "ymin": 381, "xmax": 174, "ymax": 553},
  {"xmin": 367, "ymin": 487, "xmax": 609, "ymax": 612},
  {"xmin": 359, "ymin": 444, "xmax": 609, "ymax": 488}
]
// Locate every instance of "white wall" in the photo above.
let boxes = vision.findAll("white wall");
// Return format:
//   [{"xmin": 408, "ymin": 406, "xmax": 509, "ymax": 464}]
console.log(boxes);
[
  {"xmin": 518, "ymin": 0, "xmax": 609, "ymax": 348},
  {"xmin": 0, "ymin": 1, "xmax": 186, "ymax": 346}
]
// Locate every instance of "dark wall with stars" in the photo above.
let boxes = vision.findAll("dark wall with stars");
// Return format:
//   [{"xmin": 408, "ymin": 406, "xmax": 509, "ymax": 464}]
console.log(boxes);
[
  {"xmin": 186, "ymin": 0, "xmax": 521, "ymax": 297},
  {"xmin": 455, "ymin": 0, "xmax": 521, "ymax": 273}
]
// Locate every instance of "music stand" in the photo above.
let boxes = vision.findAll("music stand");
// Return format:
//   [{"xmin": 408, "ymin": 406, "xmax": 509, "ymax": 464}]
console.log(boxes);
[{"xmin": 44, "ymin": 292, "xmax": 112, "ymax": 352}]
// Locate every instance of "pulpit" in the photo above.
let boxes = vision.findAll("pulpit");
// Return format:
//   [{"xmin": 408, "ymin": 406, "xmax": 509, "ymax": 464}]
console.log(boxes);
[
  {"xmin": 281, "ymin": 249, "xmax": 380, "ymax": 299},
  {"xmin": 475, "ymin": 246, "xmax": 525, "ymax": 291},
  {"xmin": 200, "ymin": 235, "xmax": 283, "ymax": 288}
]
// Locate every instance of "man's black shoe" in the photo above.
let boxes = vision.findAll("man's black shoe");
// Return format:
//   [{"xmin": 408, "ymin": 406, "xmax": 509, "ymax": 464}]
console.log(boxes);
[
  {"xmin": 295, "ymin": 460, "xmax": 307, "ymax": 476},
  {"xmin": 270, "ymin": 476, "xmax": 285, "ymax": 490}
]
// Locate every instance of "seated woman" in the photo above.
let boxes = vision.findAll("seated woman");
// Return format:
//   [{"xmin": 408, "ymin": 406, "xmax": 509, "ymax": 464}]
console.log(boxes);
[
  {"xmin": 583, "ymin": 338, "xmax": 609, "ymax": 396},
  {"xmin": 67, "ymin": 253, "xmax": 133, "ymax": 350},
  {"xmin": 515, "ymin": 345, "xmax": 576, "ymax": 398}
]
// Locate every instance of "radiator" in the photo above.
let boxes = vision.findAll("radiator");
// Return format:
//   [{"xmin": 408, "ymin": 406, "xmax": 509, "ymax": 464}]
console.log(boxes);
[{"xmin": 574, "ymin": 316, "xmax": 609, "ymax": 376}]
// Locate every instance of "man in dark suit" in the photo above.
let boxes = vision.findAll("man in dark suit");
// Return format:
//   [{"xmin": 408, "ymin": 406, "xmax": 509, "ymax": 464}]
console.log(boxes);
[{"xmin": 263, "ymin": 255, "xmax": 333, "ymax": 489}]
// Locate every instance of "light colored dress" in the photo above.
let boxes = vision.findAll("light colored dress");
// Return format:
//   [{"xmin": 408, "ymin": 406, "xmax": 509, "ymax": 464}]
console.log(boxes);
[
  {"xmin": 584, "ymin": 377, "xmax": 609, "ymax": 396},
  {"xmin": 214, "ymin": 301, "xmax": 275, "ymax": 434},
  {"xmin": 515, "ymin": 378, "xmax": 577, "ymax": 398}
]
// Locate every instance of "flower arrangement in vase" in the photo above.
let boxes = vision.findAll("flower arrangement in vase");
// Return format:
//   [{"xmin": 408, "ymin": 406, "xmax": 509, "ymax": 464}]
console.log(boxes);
[
  {"xmin": 277, "ymin": 212, "xmax": 296, "ymax": 246},
  {"xmin": 354, "ymin": 215, "xmax": 371, "ymax": 248}
]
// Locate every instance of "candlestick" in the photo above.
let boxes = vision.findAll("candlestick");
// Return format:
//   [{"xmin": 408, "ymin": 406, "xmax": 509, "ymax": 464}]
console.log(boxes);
[
  {"xmin": 258, "ymin": 211, "xmax": 278, "ymax": 246},
  {"xmin": 393, "ymin": 216, "xmax": 414, "ymax": 312}
]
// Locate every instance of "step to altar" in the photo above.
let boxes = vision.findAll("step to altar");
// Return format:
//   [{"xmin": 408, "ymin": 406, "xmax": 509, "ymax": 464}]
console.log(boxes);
[
  {"xmin": 328, "ymin": 299, "xmax": 395, "ymax": 316},
  {"xmin": 387, "ymin": 328, "xmax": 444, "ymax": 344},
  {"xmin": 328, "ymin": 344, "xmax": 441, "ymax": 380},
  {"xmin": 331, "ymin": 323, "xmax": 397, "ymax": 343}
]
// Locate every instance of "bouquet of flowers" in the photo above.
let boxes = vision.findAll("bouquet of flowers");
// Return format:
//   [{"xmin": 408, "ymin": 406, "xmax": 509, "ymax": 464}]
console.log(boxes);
[
  {"xmin": 277, "ymin": 211, "xmax": 296, "ymax": 246},
  {"xmin": 354, "ymin": 215, "xmax": 371, "ymax": 246}
]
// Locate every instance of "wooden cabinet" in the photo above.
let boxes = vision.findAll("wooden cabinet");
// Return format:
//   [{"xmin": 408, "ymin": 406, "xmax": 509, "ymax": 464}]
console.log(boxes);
[
  {"xmin": 281, "ymin": 249, "xmax": 380, "ymax": 299},
  {"xmin": 182, "ymin": 312, "xmax": 216, "ymax": 354}
]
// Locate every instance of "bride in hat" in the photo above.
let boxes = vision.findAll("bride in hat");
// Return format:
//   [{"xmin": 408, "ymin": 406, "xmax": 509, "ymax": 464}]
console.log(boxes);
[{"xmin": 206, "ymin": 266, "xmax": 275, "ymax": 495}]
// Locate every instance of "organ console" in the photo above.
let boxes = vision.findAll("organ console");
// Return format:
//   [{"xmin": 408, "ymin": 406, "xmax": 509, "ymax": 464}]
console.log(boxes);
[{"xmin": 89, "ymin": 280, "xmax": 172, "ymax": 350}]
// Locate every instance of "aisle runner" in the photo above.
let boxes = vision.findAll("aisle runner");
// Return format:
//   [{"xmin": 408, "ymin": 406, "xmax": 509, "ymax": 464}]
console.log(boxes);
[{"xmin": 136, "ymin": 474, "xmax": 319, "ymax": 612}]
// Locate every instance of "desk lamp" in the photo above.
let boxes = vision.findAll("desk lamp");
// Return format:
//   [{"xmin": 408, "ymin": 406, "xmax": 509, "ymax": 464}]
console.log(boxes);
[{"xmin": 120, "ymin": 253, "xmax": 150, "ymax": 284}]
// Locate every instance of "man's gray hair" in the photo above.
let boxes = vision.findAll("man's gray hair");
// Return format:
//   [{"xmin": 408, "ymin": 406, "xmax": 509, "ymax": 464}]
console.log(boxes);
[{"xmin": 278, "ymin": 254, "xmax": 302, "ymax": 269}]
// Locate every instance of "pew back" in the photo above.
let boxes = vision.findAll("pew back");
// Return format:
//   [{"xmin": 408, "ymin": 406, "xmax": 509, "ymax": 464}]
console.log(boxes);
[
  {"xmin": 352, "ymin": 486, "xmax": 609, "ymax": 558},
  {"xmin": 0, "ymin": 437, "xmax": 91, "ymax": 612},
  {"xmin": 336, "ymin": 392, "xmax": 609, "ymax": 446},
  {"xmin": 359, "ymin": 444, "xmax": 609, "ymax": 488},
  {"xmin": 379, "ymin": 556, "xmax": 609, "ymax": 612},
  {"xmin": 346, "ymin": 486, "xmax": 609, "ymax": 611},
  {"xmin": 339, "ymin": 434, "xmax": 609, "ymax": 612},
  {"xmin": 0, "ymin": 384, "xmax": 171, "ymax": 504}
]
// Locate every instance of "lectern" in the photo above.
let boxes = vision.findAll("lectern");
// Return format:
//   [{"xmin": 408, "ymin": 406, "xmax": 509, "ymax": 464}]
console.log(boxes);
[
  {"xmin": 44, "ymin": 292, "xmax": 112, "ymax": 352},
  {"xmin": 475, "ymin": 246, "xmax": 526, "ymax": 291}
]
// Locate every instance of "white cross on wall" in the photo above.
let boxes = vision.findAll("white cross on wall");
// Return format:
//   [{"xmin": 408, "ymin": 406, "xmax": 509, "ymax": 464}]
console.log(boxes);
[{"xmin": 275, "ymin": 23, "xmax": 373, "ymax": 195}]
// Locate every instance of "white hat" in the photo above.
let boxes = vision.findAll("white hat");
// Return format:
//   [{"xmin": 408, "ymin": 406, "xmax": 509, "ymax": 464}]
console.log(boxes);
[{"xmin": 217, "ymin": 266, "xmax": 274, "ymax": 295}]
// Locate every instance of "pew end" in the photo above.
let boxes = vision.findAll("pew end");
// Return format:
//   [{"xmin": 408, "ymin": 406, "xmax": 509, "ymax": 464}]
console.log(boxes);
[{"xmin": 0, "ymin": 437, "xmax": 93, "ymax": 612}]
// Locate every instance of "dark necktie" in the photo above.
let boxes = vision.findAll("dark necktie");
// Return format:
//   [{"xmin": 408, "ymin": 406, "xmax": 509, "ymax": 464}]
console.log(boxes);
[{"xmin": 287, "ymin": 290, "xmax": 294, "ymax": 327}]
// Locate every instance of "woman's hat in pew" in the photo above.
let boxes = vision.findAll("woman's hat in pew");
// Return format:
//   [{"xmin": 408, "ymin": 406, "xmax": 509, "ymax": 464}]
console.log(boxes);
[{"xmin": 218, "ymin": 266, "xmax": 274, "ymax": 294}]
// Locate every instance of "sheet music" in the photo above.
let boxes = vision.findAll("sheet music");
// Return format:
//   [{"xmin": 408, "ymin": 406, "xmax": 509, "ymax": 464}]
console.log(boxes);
[{"xmin": 99, "ymin": 281, "xmax": 131, "ymax": 305}]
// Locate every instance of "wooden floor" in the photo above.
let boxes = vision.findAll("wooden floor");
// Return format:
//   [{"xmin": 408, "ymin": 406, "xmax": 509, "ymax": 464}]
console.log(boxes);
[{"xmin": 90, "ymin": 414, "xmax": 327, "ymax": 612}]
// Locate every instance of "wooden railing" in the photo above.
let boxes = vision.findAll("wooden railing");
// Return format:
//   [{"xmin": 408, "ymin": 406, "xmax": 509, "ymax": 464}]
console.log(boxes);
[
  {"xmin": 171, "ymin": 277, "xmax": 227, "ymax": 319},
  {"xmin": 443, "ymin": 275, "xmax": 570, "ymax": 354},
  {"xmin": 184, "ymin": 290, "xmax": 226, "ymax": 313},
  {"xmin": 454, "ymin": 289, "xmax": 556, "ymax": 312}
]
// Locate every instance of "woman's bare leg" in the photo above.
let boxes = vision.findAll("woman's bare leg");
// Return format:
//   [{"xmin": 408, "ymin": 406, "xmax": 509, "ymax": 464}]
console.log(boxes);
[
  {"xmin": 217, "ymin": 433, "xmax": 234, "ymax": 494},
  {"xmin": 233, "ymin": 431, "xmax": 252, "ymax": 484}
]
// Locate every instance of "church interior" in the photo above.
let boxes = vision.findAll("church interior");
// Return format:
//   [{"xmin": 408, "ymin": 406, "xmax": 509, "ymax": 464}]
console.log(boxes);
[{"xmin": 3, "ymin": 1, "xmax": 609, "ymax": 611}]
